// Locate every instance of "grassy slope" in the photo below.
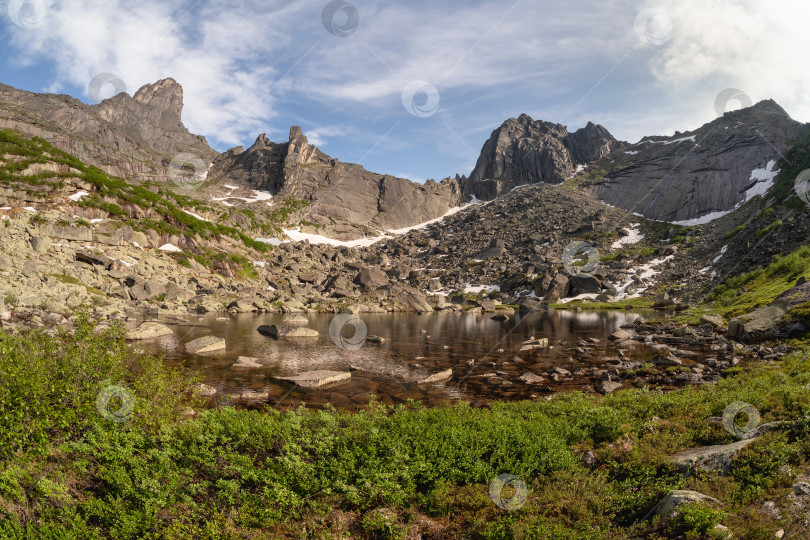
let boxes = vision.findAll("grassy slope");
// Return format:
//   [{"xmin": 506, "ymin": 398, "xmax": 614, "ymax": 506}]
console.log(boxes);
[
  {"xmin": 0, "ymin": 129, "xmax": 317, "ymax": 274},
  {"xmin": 1, "ymin": 318, "xmax": 809, "ymax": 539}
]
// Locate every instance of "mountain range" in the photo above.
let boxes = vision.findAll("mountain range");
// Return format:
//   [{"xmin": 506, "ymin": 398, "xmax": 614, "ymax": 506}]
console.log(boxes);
[{"xmin": 1, "ymin": 77, "xmax": 810, "ymax": 343}]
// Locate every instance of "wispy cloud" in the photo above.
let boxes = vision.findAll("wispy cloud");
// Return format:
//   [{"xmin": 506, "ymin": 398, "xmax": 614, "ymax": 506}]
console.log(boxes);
[{"xmin": 2, "ymin": 0, "xmax": 808, "ymax": 180}]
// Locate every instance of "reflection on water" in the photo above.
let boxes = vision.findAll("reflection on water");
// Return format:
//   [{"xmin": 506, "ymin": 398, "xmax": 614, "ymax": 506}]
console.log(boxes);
[{"xmin": 137, "ymin": 309, "xmax": 661, "ymax": 410}]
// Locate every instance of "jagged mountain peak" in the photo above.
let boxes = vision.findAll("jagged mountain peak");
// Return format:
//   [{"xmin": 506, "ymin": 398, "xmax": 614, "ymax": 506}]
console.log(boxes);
[
  {"xmin": 131, "ymin": 78, "xmax": 183, "ymax": 122},
  {"xmin": 0, "ymin": 78, "xmax": 215, "ymax": 182},
  {"xmin": 465, "ymin": 114, "xmax": 618, "ymax": 199}
]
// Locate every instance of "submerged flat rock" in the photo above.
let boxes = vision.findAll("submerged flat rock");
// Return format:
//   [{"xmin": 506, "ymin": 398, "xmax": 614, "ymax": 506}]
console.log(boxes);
[
  {"xmin": 232, "ymin": 356, "xmax": 263, "ymax": 368},
  {"xmin": 185, "ymin": 335, "xmax": 226, "ymax": 354},
  {"xmin": 272, "ymin": 370, "xmax": 351, "ymax": 388}
]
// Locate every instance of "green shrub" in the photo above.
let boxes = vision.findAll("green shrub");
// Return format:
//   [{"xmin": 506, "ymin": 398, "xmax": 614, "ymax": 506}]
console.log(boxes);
[
  {"xmin": 673, "ymin": 502, "xmax": 726, "ymax": 533},
  {"xmin": 724, "ymin": 224, "xmax": 744, "ymax": 239},
  {"xmin": 756, "ymin": 220, "xmax": 782, "ymax": 238},
  {"xmin": 0, "ymin": 313, "xmax": 194, "ymax": 456}
]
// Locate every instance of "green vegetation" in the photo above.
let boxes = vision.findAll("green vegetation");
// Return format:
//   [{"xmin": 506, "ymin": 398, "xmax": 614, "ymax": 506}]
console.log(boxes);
[
  {"xmin": 770, "ymin": 126, "xmax": 810, "ymax": 206},
  {"xmin": 0, "ymin": 129, "xmax": 276, "ymax": 254},
  {"xmin": 670, "ymin": 226, "xmax": 696, "ymax": 245},
  {"xmin": 552, "ymin": 296, "xmax": 655, "ymax": 310},
  {"xmin": 705, "ymin": 244, "xmax": 810, "ymax": 318},
  {"xmin": 756, "ymin": 220, "xmax": 783, "ymax": 238},
  {"xmin": 724, "ymin": 224, "xmax": 745, "ymax": 239},
  {"xmin": 1, "ymin": 317, "xmax": 810, "ymax": 537}
]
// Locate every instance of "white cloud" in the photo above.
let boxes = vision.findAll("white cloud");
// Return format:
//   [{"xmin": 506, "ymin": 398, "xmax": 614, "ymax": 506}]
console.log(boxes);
[
  {"xmin": 3, "ymin": 0, "xmax": 807, "ymax": 178},
  {"xmin": 303, "ymin": 125, "xmax": 345, "ymax": 147}
]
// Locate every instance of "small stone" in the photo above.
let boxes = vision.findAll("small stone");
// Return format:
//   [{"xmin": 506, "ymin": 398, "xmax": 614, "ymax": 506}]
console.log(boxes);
[
  {"xmin": 700, "ymin": 314, "xmax": 726, "ymax": 328},
  {"xmin": 610, "ymin": 329, "xmax": 632, "ymax": 341},
  {"xmin": 519, "ymin": 337, "xmax": 549, "ymax": 351},
  {"xmin": 195, "ymin": 384, "xmax": 217, "ymax": 397},
  {"xmin": 418, "ymin": 368, "xmax": 453, "ymax": 384},
  {"xmin": 652, "ymin": 350, "xmax": 682, "ymax": 366},
  {"xmin": 519, "ymin": 372, "xmax": 548, "ymax": 385},
  {"xmin": 597, "ymin": 380, "xmax": 623, "ymax": 394},
  {"xmin": 793, "ymin": 481, "xmax": 810, "ymax": 496}
]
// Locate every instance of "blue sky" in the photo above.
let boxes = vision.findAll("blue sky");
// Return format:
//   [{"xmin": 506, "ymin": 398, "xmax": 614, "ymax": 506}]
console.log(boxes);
[{"xmin": 2, "ymin": 0, "xmax": 809, "ymax": 183}]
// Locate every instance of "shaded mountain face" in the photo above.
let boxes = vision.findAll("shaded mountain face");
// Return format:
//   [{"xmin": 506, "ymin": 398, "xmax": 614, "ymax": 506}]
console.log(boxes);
[
  {"xmin": 583, "ymin": 100, "xmax": 806, "ymax": 223},
  {"xmin": 0, "ymin": 78, "xmax": 217, "ymax": 182},
  {"xmin": 464, "ymin": 114, "xmax": 618, "ymax": 200},
  {"xmin": 209, "ymin": 127, "xmax": 462, "ymax": 238}
]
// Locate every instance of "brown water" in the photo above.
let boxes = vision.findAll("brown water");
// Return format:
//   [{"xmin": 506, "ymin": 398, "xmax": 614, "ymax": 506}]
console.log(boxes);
[{"xmin": 136, "ymin": 309, "xmax": 666, "ymax": 410}]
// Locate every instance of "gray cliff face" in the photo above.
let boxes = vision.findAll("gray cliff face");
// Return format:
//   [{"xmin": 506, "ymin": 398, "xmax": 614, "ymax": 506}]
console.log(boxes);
[
  {"xmin": 465, "ymin": 114, "xmax": 618, "ymax": 200},
  {"xmin": 586, "ymin": 100, "xmax": 805, "ymax": 222},
  {"xmin": 0, "ymin": 78, "xmax": 217, "ymax": 182},
  {"xmin": 208, "ymin": 127, "xmax": 462, "ymax": 238}
]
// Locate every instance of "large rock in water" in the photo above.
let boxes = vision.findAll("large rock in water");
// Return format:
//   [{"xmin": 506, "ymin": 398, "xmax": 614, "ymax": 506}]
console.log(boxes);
[
  {"xmin": 127, "ymin": 322, "xmax": 173, "ymax": 340},
  {"xmin": 185, "ymin": 336, "xmax": 226, "ymax": 354},
  {"xmin": 258, "ymin": 325, "xmax": 319, "ymax": 339},
  {"xmin": 272, "ymin": 370, "xmax": 351, "ymax": 388},
  {"xmin": 464, "ymin": 114, "xmax": 617, "ymax": 200}
]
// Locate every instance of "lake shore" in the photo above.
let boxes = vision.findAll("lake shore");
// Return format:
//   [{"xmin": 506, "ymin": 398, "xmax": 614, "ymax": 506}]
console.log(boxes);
[{"xmin": 2, "ymin": 315, "xmax": 809, "ymax": 538}]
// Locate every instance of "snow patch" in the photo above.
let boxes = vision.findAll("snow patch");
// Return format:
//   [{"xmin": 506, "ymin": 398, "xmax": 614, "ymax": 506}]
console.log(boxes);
[
  {"xmin": 68, "ymin": 191, "xmax": 89, "ymax": 201},
  {"xmin": 611, "ymin": 224, "xmax": 644, "ymax": 249},
  {"xmin": 712, "ymin": 245, "xmax": 728, "ymax": 264},
  {"xmin": 183, "ymin": 210, "xmax": 210, "ymax": 222},
  {"xmin": 558, "ymin": 293, "xmax": 599, "ymax": 304},
  {"xmin": 213, "ymin": 186, "xmax": 274, "ymax": 204},
  {"xmin": 568, "ymin": 164, "xmax": 587, "ymax": 179},
  {"xmin": 387, "ymin": 205, "xmax": 466, "ymax": 234},
  {"xmin": 464, "ymin": 284, "xmax": 501, "ymax": 294},
  {"xmin": 743, "ymin": 160, "xmax": 779, "ymax": 202},
  {"xmin": 259, "ymin": 228, "xmax": 390, "ymax": 248},
  {"xmin": 671, "ymin": 210, "xmax": 733, "ymax": 226},
  {"xmin": 158, "ymin": 243, "xmax": 182, "ymax": 253},
  {"xmin": 624, "ymin": 150, "xmax": 639, "ymax": 155}
]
